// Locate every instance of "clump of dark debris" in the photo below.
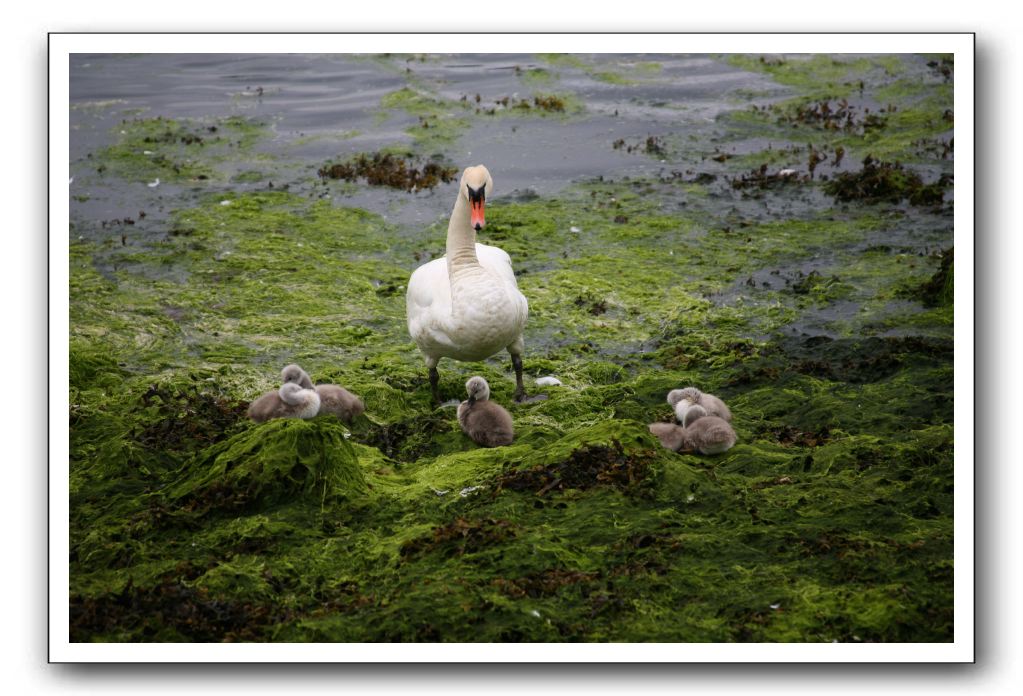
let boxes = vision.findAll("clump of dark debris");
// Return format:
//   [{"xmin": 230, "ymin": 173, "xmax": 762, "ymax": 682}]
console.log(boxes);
[
  {"xmin": 824, "ymin": 155, "xmax": 952, "ymax": 206},
  {"xmin": 400, "ymin": 517, "xmax": 517, "ymax": 559},
  {"xmin": 756, "ymin": 424, "xmax": 832, "ymax": 448},
  {"xmin": 464, "ymin": 93, "xmax": 566, "ymax": 115},
  {"xmin": 574, "ymin": 293, "xmax": 608, "ymax": 316},
  {"xmin": 317, "ymin": 152, "xmax": 458, "ymax": 192},
  {"xmin": 927, "ymin": 56, "xmax": 953, "ymax": 82},
  {"xmin": 135, "ymin": 382, "xmax": 247, "ymax": 454},
  {"xmin": 495, "ymin": 440, "xmax": 655, "ymax": 496},
  {"xmin": 751, "ymin": 98, "xmax": 892, "ymax": 134},
  {"xmin": 613, "ymin": 136, "xmax": 667, "ymax": 157},
  {"xmin": 492, "ymin": 568, "xmax": 599, "ymax": 599},
  {"xmin": 730, "ymin": 163, "xmax": 807, "ymax": 191}
]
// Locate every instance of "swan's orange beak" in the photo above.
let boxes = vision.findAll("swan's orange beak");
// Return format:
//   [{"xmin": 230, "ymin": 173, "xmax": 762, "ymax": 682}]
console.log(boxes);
[{"xmin": 470, "ymin": 199, "xmax": 485, "ymax": 231}]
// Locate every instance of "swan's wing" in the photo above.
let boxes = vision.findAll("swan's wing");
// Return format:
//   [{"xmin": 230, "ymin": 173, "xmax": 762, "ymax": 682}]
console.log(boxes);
[
  {"xmin": 477, "ymin": 243, "xmax": 528, "ymax": 325},
  {"xmin": 406, "ymin": 257, "xmax": 454, "ymax": 345},
  {"xmin": 407, "ymin": 259, "xmax": 450, "ymax": 312},
  {"xmin": 476, "ymin": 243, "xmax": 518, "ymax": 288}
]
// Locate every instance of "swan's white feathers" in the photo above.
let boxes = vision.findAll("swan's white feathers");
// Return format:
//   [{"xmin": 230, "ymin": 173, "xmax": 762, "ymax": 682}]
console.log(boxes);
[{"xmin": 407, "ymin": 242, "xmax": 527, "ymax": 363}]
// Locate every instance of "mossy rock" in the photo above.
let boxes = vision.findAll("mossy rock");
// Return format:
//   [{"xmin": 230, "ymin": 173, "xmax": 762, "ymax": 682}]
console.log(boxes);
[
  {"xmin": 165, "ymin": 418, "xmax": 366, "ymax": 513},
  {"xmin": 495, "ymin": 420, "xmax": 668, "ymax": 497}
]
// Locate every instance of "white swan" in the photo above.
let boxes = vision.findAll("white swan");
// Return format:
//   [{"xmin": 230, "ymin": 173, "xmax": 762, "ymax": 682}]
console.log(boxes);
[{"xmin": 406, "ymin": 165, "xmax": 531, "ymax": 402}]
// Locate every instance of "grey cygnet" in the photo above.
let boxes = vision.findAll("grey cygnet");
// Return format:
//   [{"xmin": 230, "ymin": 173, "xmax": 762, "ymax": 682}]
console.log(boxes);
[
  {"xmin": 248, "ymin": 381, "xmax": 321, "ymax": 423},
  {"xmin": 281, "ymin": 363, "xmax": 365, "ymax": 423},
  {"xmin": 677, "ymin": 404, "xmax": 737, "ymax": 454},
  {"xmin": 667, "ymin": 386, "xmax": 732, "ymax": 424},
  {"xmin": 648, "ymin": 404, "xmax": 737, "ymax": 455},
  {"xmin": 457, "ymin": 376, "xmax": 514, "ymax": 447}
]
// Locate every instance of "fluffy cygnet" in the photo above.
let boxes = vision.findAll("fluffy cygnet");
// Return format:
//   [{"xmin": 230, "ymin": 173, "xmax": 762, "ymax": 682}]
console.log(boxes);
[
  {"xmin": 457, "ymin": 376, "xmax": 514, "ymax": 447},
  {"xmin": 667, "ymin": 386, "xmax": 732, "ymax": 424},
  {"xmin": 281, "ymin": 363, "xmax": 365, "ymax": 422},
  {"xmin": 678, "ymin": 404, "xmax": 737, "ymax": 454},
  {"xmin": 247, "ymin": 381, "xmax": 321, "ymax": 423},
  {"xmin": 648, "ymin": 422, "xmax": 686, "ymax": 451}
]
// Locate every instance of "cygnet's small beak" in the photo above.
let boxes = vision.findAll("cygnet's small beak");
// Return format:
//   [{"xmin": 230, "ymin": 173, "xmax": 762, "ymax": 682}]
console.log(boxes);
[{"xmin": 467, "ymin": 394, "xmax": 477, "ymax": 406}]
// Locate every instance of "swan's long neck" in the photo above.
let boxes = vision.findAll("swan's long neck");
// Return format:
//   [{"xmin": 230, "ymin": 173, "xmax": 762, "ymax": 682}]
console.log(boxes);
[{"xmin": 446, "ymin": 194, "xmax": 481, "ymax": 282}]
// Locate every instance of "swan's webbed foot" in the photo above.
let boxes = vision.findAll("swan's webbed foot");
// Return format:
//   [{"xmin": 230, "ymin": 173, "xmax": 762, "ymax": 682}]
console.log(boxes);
[{"xmin": 510, "ymin": 354, "xmax": 548, "ymax": 403}]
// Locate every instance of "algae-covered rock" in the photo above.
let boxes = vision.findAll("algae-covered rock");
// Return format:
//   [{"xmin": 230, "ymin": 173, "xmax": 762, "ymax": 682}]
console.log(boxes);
[
  {"xmin": 497, "ymin": 420, "xmax": 665, "ymax": 496},
  {"xmin": 165, "ymin": 419, "xmax": 366, "ymax": 512}
]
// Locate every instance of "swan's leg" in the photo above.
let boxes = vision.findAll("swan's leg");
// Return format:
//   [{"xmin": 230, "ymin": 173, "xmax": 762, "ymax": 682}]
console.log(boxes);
[
  {"xmin": 429, "ymin": 367, "xmax": 441, "ymax": 403},
  {"xmin": 508, "ymin": 337, "xmax": 527, "ymax": 402},
  {"xmin": 426, "ymin": 356, "xmax": 441, "ymax": 404},
  {"xmin": 509, "ymin": 338, "xmax": 548, "ymax": 403},
  {"xmin": 511, "ymin": 353, "xmax": 526, "ymax": 402}
]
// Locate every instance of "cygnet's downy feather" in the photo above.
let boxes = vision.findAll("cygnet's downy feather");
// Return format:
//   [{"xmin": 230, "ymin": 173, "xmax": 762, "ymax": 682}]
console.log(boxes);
[
  {"xmin": 248, "ymin": 381, "xmax": 321, "ymax": 423},
  {"xmin": 667, "ymin": 386, "xmax": 732, "ymax": 423},
  {"xmin": 281, "ymin": 363, "xmax": 365, "ymax": 422},
  {"xmin": 457, "ymin": 376, "xmax": 514, "ymax": 447},
  {"xmin": 678, "ymin": 404, "xmax": 737, "ymax": 454}
]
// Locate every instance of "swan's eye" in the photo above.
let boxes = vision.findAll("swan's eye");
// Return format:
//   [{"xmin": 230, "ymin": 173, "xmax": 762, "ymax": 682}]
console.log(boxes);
[{"xmin": 467, "ymin": 184, "xmax": 485, "ymax": 204}]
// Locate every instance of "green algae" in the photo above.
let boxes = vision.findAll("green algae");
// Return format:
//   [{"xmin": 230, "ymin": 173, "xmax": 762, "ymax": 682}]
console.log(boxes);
[
  {"xmin": 70, "ymin": 175, "xmax": 949, "ymax": 642},
  {"xmin": 94, "ymin": 115, "xmax": 269, "ymax": 183},
  {"xmin": 726, "ymin": 54, "xmax": 884, "ymax": 99},
  {"xmin": 536, "ymin": 54, "xmax": 587, "ymax": 70},
  {"xmin": 911, "ymin": 247, "xmax": 954, "ymax": 308},
  {"xmin": 378, "ymin": 72, "xmax": 585, "ymax": 156},
  {"xmin": 69, "ymin": 55, "xmax": 954, "ymax": 643},
  {"xmin": 536, "ymin": 55, "xmax": 661, "ymax": 87},
  {"xmin": 468, "ymin": 92, "xmax": 585, "ymax": 119},
  {"xmin": 231, "ymin": 169, "xmax": 267, "ymax": 184},
  {"xmin": 517, "ymin": 67, "xmax": 555, "ymax": 86},
  {"xmin": 165, "ymin": 419, "xmax": 367, "ymax": 513},
  {"xmin": 724, "ymin": 55, "xmax": 952, "ymax": 169},
  {"xmin": 379, "ymin": 86, "xmax": 471, "ymax": 152}
]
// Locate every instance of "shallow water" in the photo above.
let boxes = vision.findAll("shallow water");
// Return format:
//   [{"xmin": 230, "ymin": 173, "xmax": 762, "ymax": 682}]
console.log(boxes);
[{"xmin": 70, "ymin": 53, "xmax": 784, "ymax": 227}]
